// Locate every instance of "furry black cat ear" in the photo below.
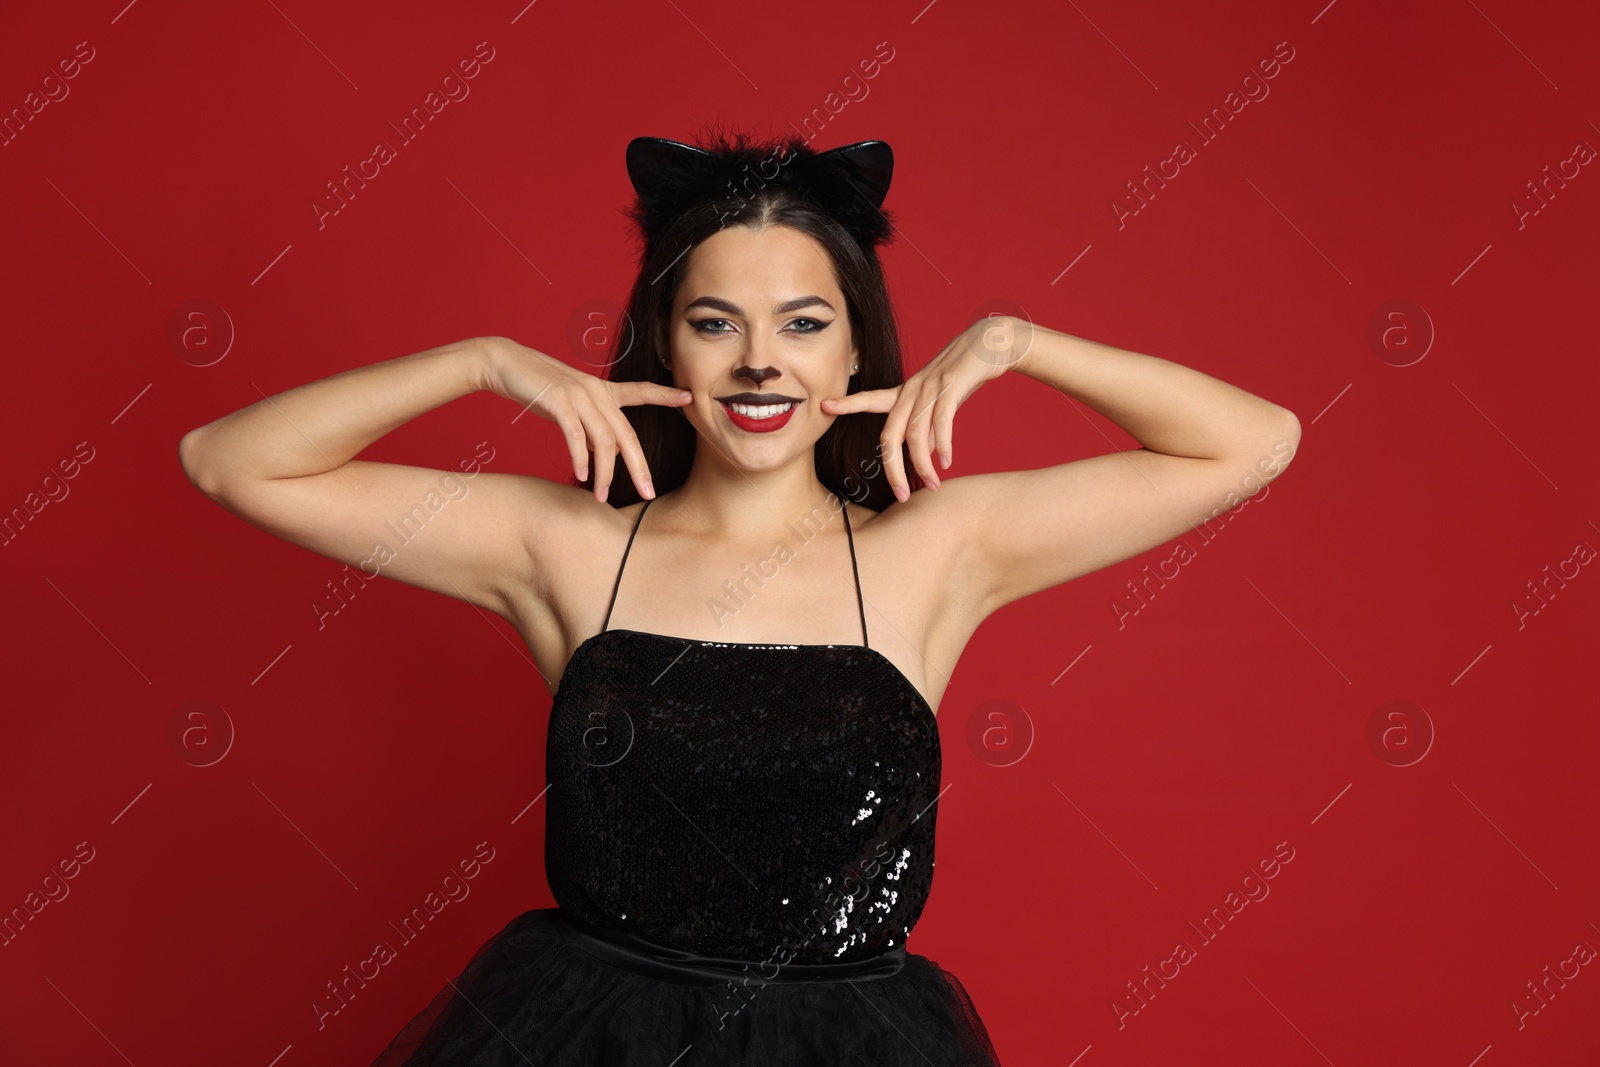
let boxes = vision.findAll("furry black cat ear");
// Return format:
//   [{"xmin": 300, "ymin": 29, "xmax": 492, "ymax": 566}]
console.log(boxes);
[{"xmin": 817, "ymin": 140, "xmax": 894, "ymax": 209}]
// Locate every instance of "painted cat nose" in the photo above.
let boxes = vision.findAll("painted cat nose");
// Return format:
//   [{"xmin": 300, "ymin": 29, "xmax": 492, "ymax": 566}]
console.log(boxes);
[{"xmin": 737, "ymin": 366, "xmax": 781, "ymax": 387}]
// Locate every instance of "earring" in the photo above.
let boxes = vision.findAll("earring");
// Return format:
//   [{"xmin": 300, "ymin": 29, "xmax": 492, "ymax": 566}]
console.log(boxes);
[{"xmin": 851, "ymin": 363, "xmax": 858, "ymax": 374}]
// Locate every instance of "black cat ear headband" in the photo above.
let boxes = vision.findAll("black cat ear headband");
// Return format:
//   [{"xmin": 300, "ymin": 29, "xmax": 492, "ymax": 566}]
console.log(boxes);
[{"xmin": 624, "ymin": 133, "xmax": 895, "ymax": 254}]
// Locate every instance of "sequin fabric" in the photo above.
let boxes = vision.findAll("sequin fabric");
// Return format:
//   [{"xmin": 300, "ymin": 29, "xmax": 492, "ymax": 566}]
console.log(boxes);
[
  {"xmin": 545, "ymin": 495, "xmax": 941, "ymax": 967},
  {"xmin": 545, "ymin": 628, "xmax": 940, "ymax": 966}
]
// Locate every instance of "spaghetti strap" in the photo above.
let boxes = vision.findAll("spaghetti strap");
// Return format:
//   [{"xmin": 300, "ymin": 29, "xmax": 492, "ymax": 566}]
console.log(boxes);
[
  {"xmin": 602, "ymin": 498, "xmax": 653, "ymax": 633},
  {"xmin": 841, "ymin": 496, "xmax": 869, "ymax": 648},
  {"xmin": 604, "ymin": 495, "xmax": 866, "ymax": 648}
]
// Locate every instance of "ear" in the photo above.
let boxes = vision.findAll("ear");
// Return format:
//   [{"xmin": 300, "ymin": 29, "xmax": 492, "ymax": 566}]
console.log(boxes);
[
  {"xmin": 656, "ymin": 317, "xmax": 674, "ymax": 371},
  {"xmin": 817, "ymin": 141, "xmax": 894, "ymax": 209},
  {"xmin": 626, "ymin": 136, "xmax": 712, "ymax": 199},
  {"xmin": 626, "ymin": 136, "xmax": 717, "ymax": 243}
]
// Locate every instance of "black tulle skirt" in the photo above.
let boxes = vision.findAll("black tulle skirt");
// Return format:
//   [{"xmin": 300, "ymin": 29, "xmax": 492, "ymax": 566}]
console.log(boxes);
[{"xmin": 370, "ymin": 907, "xmax": 1002, "ymax": 1065}]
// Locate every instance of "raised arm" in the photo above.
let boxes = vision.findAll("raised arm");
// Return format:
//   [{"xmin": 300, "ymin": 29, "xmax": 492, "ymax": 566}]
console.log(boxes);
[
  {"xmin": 177, "ymin": 337, "xmax": 551, "ymax": 618},
  {"xmin": 920, "ymin": 320, "xmax": 1301, "ymax": 619},
  {"xmin": 179, "ymin": 336, "xmax": 695, "ymax": 624}
]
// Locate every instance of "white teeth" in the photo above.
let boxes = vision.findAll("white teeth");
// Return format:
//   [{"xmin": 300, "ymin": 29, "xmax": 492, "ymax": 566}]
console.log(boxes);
[{"xmin": 727, "ymin": 402, "xmax": 795, "ymax": 419}]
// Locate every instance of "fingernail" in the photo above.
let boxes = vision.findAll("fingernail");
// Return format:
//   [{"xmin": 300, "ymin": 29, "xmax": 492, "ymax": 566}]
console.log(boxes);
[
  {"xmin": 644, "ymin": 481, "xmax": 655, "ymax": 498},
  {"xmin": 598, "ymin": 485, "xmax": 609, "ymax": 503}
]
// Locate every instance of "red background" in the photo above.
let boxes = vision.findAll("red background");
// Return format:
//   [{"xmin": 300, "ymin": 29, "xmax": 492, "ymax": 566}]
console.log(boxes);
[{"xmin": 3, "ymin": 0, "xmax": 1597, "ymax": 1064}]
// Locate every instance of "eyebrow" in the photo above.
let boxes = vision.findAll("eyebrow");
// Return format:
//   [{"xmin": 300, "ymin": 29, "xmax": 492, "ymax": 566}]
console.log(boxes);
[{"xmin": 683, "ymin": 295, "xmax": 836, "ymax": 316}]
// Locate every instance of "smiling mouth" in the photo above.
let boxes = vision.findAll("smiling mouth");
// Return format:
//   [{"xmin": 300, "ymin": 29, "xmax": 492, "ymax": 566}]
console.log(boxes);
[
  {"xmin": 719, "ymin": 399, "xmax": 799, "ymax": 420},
  {"xmin": 714, "ymin": 390, "xmax": 804, "ymax": 420}
]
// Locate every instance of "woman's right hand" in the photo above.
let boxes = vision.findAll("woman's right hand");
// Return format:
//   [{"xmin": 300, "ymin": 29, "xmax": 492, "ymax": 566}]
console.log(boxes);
[{"xmin": 480, "ymin": 336, "xmax": 694, "ymax": 503}]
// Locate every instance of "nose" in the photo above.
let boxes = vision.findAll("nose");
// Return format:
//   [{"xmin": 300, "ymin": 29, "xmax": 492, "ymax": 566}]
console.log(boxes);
[{"xmin": 735, "ymin": 365, "xmax": 781, "ymax": 387}]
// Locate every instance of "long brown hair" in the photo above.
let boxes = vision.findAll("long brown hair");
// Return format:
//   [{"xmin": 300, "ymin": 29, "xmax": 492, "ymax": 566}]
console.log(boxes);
[{"xmin": 577, "ymin": 153, "xmax": 924, "ymax": 511}]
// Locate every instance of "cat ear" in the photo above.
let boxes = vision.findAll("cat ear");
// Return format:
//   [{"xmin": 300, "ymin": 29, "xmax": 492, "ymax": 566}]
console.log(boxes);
[
  {"xmin": 623, "ymin": 133, "xmax": 897, "ymax": 252},
  {"xmin": 817, "ymin": 140, "xmax": 894, "ymax": 209},
  {"xmin": 625, "ymin": 136, "xmax": 712, "ymax": 202}
]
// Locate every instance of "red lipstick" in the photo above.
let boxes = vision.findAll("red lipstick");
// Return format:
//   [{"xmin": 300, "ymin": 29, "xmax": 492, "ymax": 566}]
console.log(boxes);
[{"xmin": 720, "ymin": 400, "xmax": 799, "ymax": 433}]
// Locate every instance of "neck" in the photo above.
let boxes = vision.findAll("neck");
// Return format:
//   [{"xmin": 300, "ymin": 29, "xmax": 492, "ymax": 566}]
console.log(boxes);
[{"xmin": 660, "ymin": 444, "xmax": 846, "ymax": 544}]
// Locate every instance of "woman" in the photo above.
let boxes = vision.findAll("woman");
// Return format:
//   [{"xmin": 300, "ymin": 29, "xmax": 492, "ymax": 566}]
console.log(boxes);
[{"xmin": 179, "ymin": 131, "xmax": 1300, "ymax": 1065}]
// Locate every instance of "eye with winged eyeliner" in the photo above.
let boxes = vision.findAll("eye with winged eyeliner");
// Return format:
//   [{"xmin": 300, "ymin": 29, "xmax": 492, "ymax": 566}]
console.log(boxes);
[{"xmin": 690, "ymin": 317, "xmax": 829, "ymax": 334}]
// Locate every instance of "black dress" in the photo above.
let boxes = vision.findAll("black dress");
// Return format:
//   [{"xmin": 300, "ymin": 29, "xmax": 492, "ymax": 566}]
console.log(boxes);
[{"xmin": 371, "ymin": 496, "xmax": 1002, "ymax": 1065}]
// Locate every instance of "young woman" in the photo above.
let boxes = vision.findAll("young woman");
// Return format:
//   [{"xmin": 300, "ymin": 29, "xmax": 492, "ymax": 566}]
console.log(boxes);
[{"xmin": 180, "ymin": 131, "xmax": 1300, "ymax": 1065}]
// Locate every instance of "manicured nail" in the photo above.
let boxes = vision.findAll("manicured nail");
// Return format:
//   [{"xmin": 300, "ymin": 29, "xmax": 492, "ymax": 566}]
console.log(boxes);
[{"xmin": 644, "ymin": 481, "xmax": 655, "ymax": 498}]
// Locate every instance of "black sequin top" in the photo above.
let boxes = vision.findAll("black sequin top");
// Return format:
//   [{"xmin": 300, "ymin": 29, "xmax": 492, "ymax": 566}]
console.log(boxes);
[{"xmin": 545, "ymin": 496, "xmax": 941, "ymax": 966}]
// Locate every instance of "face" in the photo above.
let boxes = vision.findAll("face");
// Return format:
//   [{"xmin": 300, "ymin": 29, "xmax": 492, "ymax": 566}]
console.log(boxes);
[{"xmin": 667, "ymin": 223, "xmax": 858, "ymax": 470}]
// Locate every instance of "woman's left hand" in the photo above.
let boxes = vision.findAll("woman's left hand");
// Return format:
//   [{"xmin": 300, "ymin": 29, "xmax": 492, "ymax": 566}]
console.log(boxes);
[{"xmin": 821, "ymin": 315, "xmax": 1027, "ymax": 502}]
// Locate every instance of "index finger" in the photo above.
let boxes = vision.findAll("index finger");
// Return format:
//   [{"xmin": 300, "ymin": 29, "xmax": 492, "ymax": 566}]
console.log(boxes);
[
  {"xmin": 820, "ymin": 387, "xmax": 899, "ymax": 415},
  {"xmin": 611, "ymin": 380, "xmax": 695, "ymax": 407}
]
